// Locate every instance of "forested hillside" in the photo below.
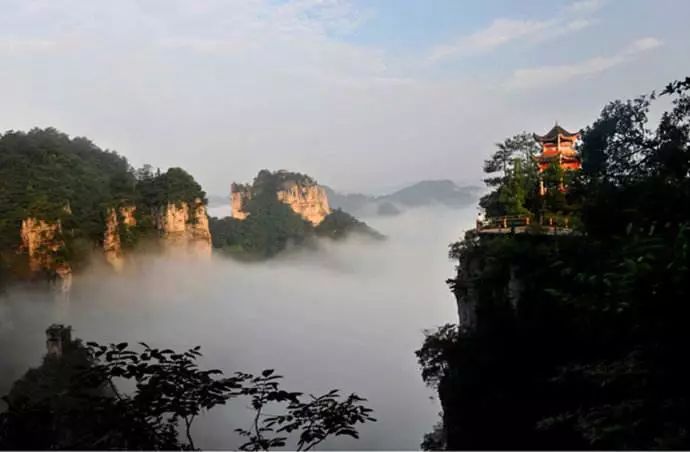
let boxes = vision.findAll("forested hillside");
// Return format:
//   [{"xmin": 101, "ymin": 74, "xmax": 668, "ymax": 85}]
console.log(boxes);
[
  {"xmin": 0, "ymin": 128, "xmax": 206, "ymax": 285},
  {"xmin": 418, "ymin": 77, "xmax": 690, "ymax": 449}
]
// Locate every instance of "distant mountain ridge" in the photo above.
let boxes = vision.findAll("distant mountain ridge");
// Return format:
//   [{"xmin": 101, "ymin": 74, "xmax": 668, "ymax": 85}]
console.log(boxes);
[{"xmin": 324, "ymin": 180, "xmax": 482, "ymax": 217}]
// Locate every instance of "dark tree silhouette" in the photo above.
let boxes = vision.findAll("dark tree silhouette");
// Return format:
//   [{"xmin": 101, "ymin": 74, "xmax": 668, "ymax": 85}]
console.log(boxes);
[{"xmin": 0, "ymin": 326, "xmax": 375, "ymax": 450}]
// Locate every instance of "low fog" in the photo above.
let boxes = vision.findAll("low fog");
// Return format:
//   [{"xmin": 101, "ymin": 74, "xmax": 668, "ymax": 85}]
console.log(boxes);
[{"xmin": 0, "ymin": 206, "xmax": 476, "ymax": 449}]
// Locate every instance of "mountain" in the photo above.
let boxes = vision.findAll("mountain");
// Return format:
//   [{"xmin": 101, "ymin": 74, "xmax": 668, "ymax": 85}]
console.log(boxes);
[
  {"xmin": 210, "ymin": 170, "xmax": 383, "ymax": 258},
  {"xmin": 0, "ymin": 128, "xmax": 212, "ymax": 290},
  {"xmin": 325, "ymin": 180, "xmax": 482, "ymax": 217},
  {"xmin": 385, "ymin": 180, "xmax": 481, "ymax": 208}
]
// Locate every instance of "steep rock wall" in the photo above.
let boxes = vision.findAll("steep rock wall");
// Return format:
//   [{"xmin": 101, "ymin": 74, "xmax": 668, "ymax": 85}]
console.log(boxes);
[
  {"xmin": 276, "ymin": 182, "xmax": 331, "ymax": 225},
  {"xmin": 231, "ymin": 181, "xmax": 331, "ymax": 225},
  {"xmin": 120, "ymin": 205, "xmax": 136, "ymax": 226},
  {"xmin": 103, "ymin": 206, "xmax": 137, "ymax": 271},
  {"xmin": 452, "ymin": 251, "xmax": 481, "ymax": 331},
  {"xmin": 20, "ymin": 218, "xmax": 72, "ymax": 292},
  {"xmin": 103, "ymin": 208, "xmax": 122, "ymax": 270},
  {"xmin": 157, "ymin": 199, "xmax": 212, "ymax": 256},
  {"xmin": 230, "ymin": 184, "xmax": 251, "ymax": 220}
]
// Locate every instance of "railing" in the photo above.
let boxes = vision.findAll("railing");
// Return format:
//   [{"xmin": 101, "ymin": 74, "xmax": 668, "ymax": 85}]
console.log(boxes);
[{"xmin": 476, "ymin": 215, "xmax": 572, "ymax": 233}]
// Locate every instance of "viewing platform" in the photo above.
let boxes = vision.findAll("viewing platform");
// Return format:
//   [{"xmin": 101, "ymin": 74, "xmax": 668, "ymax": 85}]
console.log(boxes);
[{"xmin": 475, "ymin": 215, "xmax": 575, "ymax": 236}]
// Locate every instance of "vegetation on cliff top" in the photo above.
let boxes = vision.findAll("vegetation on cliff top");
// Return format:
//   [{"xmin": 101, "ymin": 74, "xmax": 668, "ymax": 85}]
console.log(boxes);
[
  {"xmin": 418, "ymin": 77, "xmax": 690, "ymax": 449},
  {"xmin": 0, "ymin": 128, "xmax": 207, "ymax": 283},
  {"xmin": 211, "ymin": 169, "xmax": 383, "ymax": 259}
]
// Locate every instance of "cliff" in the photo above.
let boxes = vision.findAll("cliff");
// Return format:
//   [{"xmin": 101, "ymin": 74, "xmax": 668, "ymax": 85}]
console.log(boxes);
[
  {"xmin": 103, "ymin": 206, "xmax": 137, "ymax": 271},
  {"xmin": 0, "ymin": 129, "xmax": 213, "ymax": 289},
  {"xmin": 156, "ymin": 199, "xmax": 212, "ymax": 256},
  {"xmin": 450, "ymin": 232, "xmax": 525, "ymax": 331},
  {"xmin": 230, "ymin": 183, "xmax": 251, "ymax": 220},
  {"xmin": 231, "ymin": 175, "xmax": 331, "ymax": 225},
  {"xmin": 276, "ymin": 181, "xmax": 331, "ymax": 225},
  {"xmin": 19, "ymin": 218, "xmax": 72, "ymax": 293}
]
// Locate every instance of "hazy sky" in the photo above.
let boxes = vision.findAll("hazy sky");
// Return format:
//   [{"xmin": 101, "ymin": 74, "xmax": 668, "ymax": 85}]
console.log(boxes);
[{"xmin": 1, "ymin": 0, "xmax": 689, "ymax": 195}]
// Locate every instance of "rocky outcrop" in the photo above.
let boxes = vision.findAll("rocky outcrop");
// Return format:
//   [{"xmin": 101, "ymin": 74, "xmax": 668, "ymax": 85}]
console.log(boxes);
[
  {"xmin": 103, "ymin": 208, "xmax": 123, "ymax": 270},
  {"xmin": 231, "ymin": 179, "xmax": 331, "ymax": 225},
  {"xmin": 120, "ymin": 205, "xmax": 136, "ymax": 226},
  {"xmin": 20, "ymin": 217, "xmax": 72, "ymax": 292},
  {"xmin": 230, "ymin": 183, "xmax": 251, "ymax": 220},
  {"xmin": 156, "ymin": 199, "xmax": 212, "ymax": 256},
  {"xmin": 103, "ymin": 206, "xmax": 137, "ymax": 271},
  {"xmin": 452, "ymin": 250, "xmax": 481, "ymax": 331},
  {"xmin": 451, "ymin": 235, "xmax": 525, "ymax": 331},
  {"xmin": 276, "ymin": 182, "xmax": 331, "ymax": 225}
]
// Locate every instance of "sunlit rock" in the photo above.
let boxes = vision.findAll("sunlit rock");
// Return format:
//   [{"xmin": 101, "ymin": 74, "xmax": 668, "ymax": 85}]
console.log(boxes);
[
  {"xmin": 156, "ymin": 198, "xmax": 212, "ymax": 257},
  {"xmin": 19, "ymin": 217, "xmax": 72, "ymax": 293}
]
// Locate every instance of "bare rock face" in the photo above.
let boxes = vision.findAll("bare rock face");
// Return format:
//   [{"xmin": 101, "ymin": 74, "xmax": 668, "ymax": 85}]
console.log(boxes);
[
  {"xmin": 103, "ymin": 206, "xmax": 137, "ymax": 271},
  {"xmin": 230, "ymin": 183, "xmax": 251, "ymax": 220},
  {"xmin": 20, "ymin": 217, "xmax": 72, "ymax": 292},
  {"xmin": 103, "ymin": 206, "xmax": 137, "ymax": 270},
  {"xmin": 103, "ymin": 208, "xmax": 123, "ymax": 271},
  {"xmin": 157, "ymin": 199, "xmax": 211, "ymax": 256},
  {"xmin": 230, "ymin": 180, "xmax": 331, "ymax": 225},
  {"xmin": 451, "ymin": 247, "xmax": 481, "ymax": 332},
  {"xmin": 276, "ymin": 182, "xmax": 331, "ymax": 225},
  {"xmin": 120, "ymin": 205, "xmax": 137, "ymax": 226}
]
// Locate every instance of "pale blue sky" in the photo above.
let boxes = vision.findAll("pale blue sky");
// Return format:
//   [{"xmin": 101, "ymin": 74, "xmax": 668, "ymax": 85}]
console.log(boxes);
[{"xmin": 1, "ymin": 0, "xmax": 688, "ymax": 194}]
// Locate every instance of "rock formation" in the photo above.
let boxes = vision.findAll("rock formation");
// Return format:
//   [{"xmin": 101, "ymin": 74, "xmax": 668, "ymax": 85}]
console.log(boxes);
[
  {"xmin": 120, "ymin": 205, "xmax": 136, "ymax": 226},
  {"xmin": 276, "ymin": 181, "xmax": 331, "ymax": 225},
  {"xmin": 46, "ymin": 324, "xmax": 72, "ymax": 359},
  {"xmin": 452, "ymin": 249, "xmax": 480, "ymax": 331},
  {"xmin": 20, "ymin": 217, "xmax": 72, "ymax": 292},
  {"xmin": 156, "ymin": 198, "xmax": 212, "ymax": 256},
  {"xmin": 230, "ymin": 183, "xmax": 251, "ymax": 220},
  {"xmin": 103, "ymin": 208, "xmax": 123, "ymax": 270},
  {"xmin": 231, "ymin": 177, "xmax": 331, "ymax": 225},
  {"xmin": 103, "ymin": 206, "xmax": 137, "ymax": 271}
]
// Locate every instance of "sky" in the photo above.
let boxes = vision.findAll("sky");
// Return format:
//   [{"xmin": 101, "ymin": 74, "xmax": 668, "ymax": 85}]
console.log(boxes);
[{"xmin": 1, "ymin": 0, "xmax": 689, "ymax": 195}]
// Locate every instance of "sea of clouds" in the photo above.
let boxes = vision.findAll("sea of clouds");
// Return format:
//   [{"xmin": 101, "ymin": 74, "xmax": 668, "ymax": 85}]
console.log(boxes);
[{"xmin": 0, "ymin": 205, "xmax": 476, "ymax": 449}]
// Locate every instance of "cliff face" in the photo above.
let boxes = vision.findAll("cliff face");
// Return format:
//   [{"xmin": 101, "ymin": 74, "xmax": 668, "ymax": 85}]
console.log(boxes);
[
  {"xmin": 20, "ymin": 218, "xmax": 72, "ymax": 292},
  {"xmin": 452, "ymin": 244, "xmax": 524, "ymax": 331},
  {"xmin": 157, "ymin": 199, "xmax": 211, "ymax": 256},
  {"xmin": 103, "ymin": 206, "xmax": 137, "ymax": 271},
  {"xmin": 231, "ymin": 180, "xmax": 331, "ymax": 225},
  {"xmin": 452, "ymin": 250, "xmax": 481, "ymax": 331},
  {"xmin": 276, "ymin": 182, "xmax": 331, "ymax": 225},
  {"xmin": 230, "ymin": 184, "xmax": 251, "ymax": 220}
]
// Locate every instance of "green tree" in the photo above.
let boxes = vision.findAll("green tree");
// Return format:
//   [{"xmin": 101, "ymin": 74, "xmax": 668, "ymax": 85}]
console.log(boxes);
[
  {"xmin": 0, "ymin": 325, "xmax": 375, "ymax": 450},
  {"xmin": 480, "ymin": 133, "xmax": 540, "ymax": 217}
]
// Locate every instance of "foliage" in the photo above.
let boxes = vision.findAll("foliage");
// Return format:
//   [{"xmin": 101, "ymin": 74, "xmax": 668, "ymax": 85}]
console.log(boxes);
[
  {"xmin": 235, "ymin": 370, "xmax": 375, "ymax": 451},
  {"xmin": 136, "ymin": 165, "xmax": 206, "ymax": 210},
  {"xmin": 479, "ymin": 132, "xmax": 541, "ymax": 217},
  {"xmin": 420, "ymin": 418, "xmax": 446, "ymax": 451},
  {"xmin": 315, "ymin": 209, "xmax": 384, "ymax": 241},
  {"xmin": 0, "ymin": 328, "xmax": 375, "ymax": 450},
  {"xmin": 421, "ymin": 77, "xmax": 690, "ymax": 449}
]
